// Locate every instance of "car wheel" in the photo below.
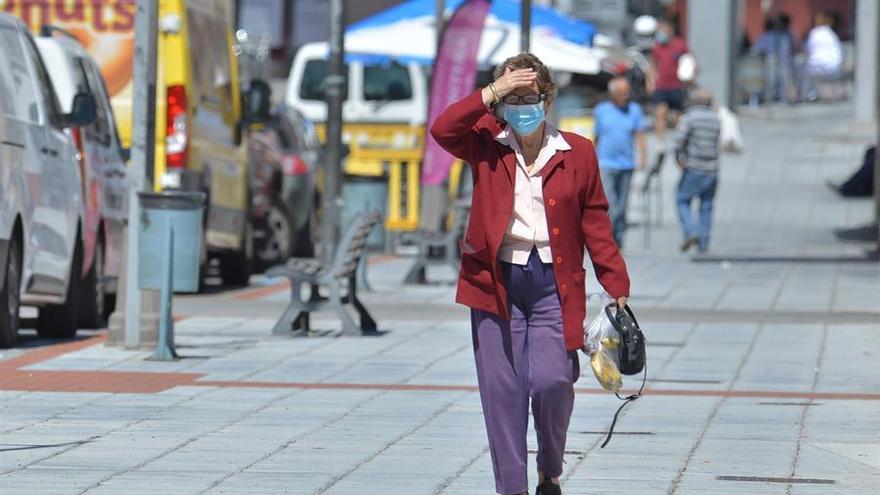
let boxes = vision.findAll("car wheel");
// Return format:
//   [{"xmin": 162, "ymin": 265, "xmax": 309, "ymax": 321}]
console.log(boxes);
[
  {"xmin": 37, "ymin": 237, "xmax": 81, "ymax": 339},
  {"xmin": 220, "ymin": 217, "xmax": 253, "ymax": 286},
  {"xmin": 255, "ymin": 200, "xmax": 293, "ymax": 270},
  {"xmin": 103, "ymin": 293, "xmax": 116, "ymax": 322},
  {"xmin": 0, "ymin": 236, "xmax": 22, "ymax": 348},
  {"xmin": 78, "ymin": 234, "xmax": 107, "ymax": 329}
]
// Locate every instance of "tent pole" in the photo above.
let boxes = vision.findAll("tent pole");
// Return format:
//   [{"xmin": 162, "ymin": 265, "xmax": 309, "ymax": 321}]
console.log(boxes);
[
  {"xmin": 436, "ymin": 0, "xmax": 445, "ymax": 49},
  {"xmin": 521, "ymin": 0, "xmax": 531, "ymax": 52}
]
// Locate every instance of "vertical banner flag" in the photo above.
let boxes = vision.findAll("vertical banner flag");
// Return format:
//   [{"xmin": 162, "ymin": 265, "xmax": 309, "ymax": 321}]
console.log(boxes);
[{"xmin": 421, "ymin": 0, "xmax": 491, "ymax": 186}]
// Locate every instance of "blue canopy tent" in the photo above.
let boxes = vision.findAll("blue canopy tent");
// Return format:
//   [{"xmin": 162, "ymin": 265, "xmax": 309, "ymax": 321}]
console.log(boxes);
[
  {"xmin": 338, "ymin": 0, "xmax": 604, "ymax": 73},
  {"xmin": 349, "ymin": 0, "xmax": 596, "ymax": 47}
]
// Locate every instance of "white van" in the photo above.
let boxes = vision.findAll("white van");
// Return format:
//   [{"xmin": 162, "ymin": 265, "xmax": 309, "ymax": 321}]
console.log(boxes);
[
  {"xmin": 35, "ymin": 29, "xmax": 129, "ymax": 330},
  {"xmin": 0, "ymin": 14, "xmax": 95, "ymax": 347},
  {"xmin": 286, "ymin": 42, "xmax": 428, "ymax": 126}
]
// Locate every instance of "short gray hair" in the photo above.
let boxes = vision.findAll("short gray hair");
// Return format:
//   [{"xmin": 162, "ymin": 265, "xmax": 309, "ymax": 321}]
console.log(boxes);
[{"xmin": 689, "ymin": 88, "xmax": 714, "ymax": 107}]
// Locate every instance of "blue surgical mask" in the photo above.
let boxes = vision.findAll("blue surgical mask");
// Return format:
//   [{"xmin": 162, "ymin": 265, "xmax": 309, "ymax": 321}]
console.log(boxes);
[
  {"xmin": 655, "ymin": 31, "xmax": 670, "ymax": 44},
  {"xmin": 503, "ymin": 103, "xmax": 545, "ymax": 136}
]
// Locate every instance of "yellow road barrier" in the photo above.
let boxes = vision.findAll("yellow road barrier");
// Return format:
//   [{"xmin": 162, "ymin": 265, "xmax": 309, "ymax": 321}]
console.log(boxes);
[{"xmin": 314, "ymin": 123, "xmax": 469, "ymax": 233}]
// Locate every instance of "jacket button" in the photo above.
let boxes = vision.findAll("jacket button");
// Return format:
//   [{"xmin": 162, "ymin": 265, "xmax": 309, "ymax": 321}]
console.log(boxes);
[
  {"xmin": 561, "ymin": 283, "xmax": 568, "ymax": 292},
  {"xmin": 555, "ymin": 256, "xmax": 562, "ymax": 264},
  {"xmin": 548, "ymin": 198, "xmax": 557, "ymax": 206},
  {"xmin": 552, "ymin": 227, "xmax": 560, "ymax": 236}
]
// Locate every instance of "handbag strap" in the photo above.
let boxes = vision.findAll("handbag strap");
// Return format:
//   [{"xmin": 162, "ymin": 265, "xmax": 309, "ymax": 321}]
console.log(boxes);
[
  {"xmin": 600, "ymin": 336, "xmax": 648, "ymax": 449},
  {"xmin": 604, "ymin": 302, "xmax": 640, "ymax": 338}
]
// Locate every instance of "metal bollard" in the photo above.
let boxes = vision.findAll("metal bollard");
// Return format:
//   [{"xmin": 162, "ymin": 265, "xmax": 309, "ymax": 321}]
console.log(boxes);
[{"xmin": 151, "ymin": 222, "xmax": 176, "ymax": 361}]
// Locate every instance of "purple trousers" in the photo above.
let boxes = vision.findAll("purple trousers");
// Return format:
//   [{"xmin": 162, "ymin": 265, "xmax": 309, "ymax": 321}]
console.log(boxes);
[{"xmin": 471, "ymin": 248, "xmax": 579, "ymax": 494}]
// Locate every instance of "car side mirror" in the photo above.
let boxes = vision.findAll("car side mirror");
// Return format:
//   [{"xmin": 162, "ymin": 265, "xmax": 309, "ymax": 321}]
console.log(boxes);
[
  {"xmin": 244, "ymin": 79, "xmax": 272, "ymax": 125},
  {"xmin": 67, "ymin": 93, "xmax": 97, "ymax": 127}
]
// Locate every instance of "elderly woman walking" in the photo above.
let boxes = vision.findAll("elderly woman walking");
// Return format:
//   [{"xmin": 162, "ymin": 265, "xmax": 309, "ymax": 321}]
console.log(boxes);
[{"xmin": 430, "ymin": 53, "xmax": 632, "ymax": 495}]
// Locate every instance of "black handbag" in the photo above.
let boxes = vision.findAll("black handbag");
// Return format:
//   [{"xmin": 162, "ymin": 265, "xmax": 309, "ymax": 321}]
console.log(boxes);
[
  {"xmin": 604, "ymin": 303, "xmax": 646, "ymax": 375},
  {"xmin": 600, "ymin": 303, "xmax": 647, "ymax": 448}
]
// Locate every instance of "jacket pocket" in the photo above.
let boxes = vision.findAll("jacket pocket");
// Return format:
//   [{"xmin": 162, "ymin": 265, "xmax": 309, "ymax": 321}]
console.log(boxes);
[{"xmin": 458, "ymin": 240, "xmax": 494, "ymax": 292}]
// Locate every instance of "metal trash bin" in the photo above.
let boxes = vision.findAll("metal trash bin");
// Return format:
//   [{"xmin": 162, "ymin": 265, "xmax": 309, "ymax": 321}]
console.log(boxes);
[
  {"xmin": 137, "ymin": 191, "xmax": 206, "ymax": 293},
  {"xmin": 137, "ymin": 191, "xmax": 206, "ymax": 361},
  {"xmin": 342, "ymin": 176, "xmax": 387, "ymax": 248}
]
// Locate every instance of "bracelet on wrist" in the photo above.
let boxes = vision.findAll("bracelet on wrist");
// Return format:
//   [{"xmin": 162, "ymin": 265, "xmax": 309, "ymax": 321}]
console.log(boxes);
[{"xmin": 488, "ymin": 83, "xmax": 500, "ymax": 105}]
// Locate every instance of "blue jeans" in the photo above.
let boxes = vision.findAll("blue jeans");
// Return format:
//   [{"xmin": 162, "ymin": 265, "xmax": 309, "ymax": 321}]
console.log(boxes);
[
  {"xmin": 600, "ymin": 168, "xmax": 633, "ymax": 248},
  {"xmin": 676, "ymin": 169, "xmax": 718, "ymax": 252}
]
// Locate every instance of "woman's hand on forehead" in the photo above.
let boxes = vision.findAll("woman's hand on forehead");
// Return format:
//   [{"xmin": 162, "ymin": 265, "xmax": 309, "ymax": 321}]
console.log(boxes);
[{"xmin": 494, "ymin": 68, "xmax": 539, "ymax": 97}]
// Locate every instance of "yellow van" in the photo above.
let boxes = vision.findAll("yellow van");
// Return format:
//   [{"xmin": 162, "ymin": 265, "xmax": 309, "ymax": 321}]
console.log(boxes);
[{"xmin": 10, "ymin": 0, "xmax": 269, "ymax": 285}]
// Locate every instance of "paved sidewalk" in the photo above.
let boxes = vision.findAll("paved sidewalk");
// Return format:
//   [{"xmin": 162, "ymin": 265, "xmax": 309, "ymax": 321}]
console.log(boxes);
[{"xmin": 1, "ymin": 102, "xmax": 878, "ymax": 494}]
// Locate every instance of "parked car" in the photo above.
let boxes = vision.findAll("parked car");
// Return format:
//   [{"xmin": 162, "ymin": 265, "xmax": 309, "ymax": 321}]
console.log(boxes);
[
  {"xmin": 35, "ymin": 27, "xmax": 129, "ymax": 329},
  {"xmin": 13, "ymin": 0, "xmax": 270, "ymax": 288},
  {"xmin": 0, "ymin": 13, "xmax": 97, "ymax": 347},
  {"xmin": 248, "ymin": 104, "xmax": 321, "ymax": 267}
]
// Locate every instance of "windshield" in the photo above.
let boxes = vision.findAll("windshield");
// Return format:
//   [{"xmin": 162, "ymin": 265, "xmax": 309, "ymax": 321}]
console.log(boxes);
[
  {"xmin": 300, "ymin": 59, "xmax": 349, "ymax": 101},
  {"xmin": 363, "ymin": 62, "xmax": 412, "ymax": 101}
]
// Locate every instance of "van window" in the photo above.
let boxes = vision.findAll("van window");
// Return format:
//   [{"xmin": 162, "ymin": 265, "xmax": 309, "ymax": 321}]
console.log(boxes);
[
  {"xmin": 363, "ymin": 62, "xmax": 412, "ymax": 101},
  {"xmin": 78, "ymin": 59, "xmax": 112, "ymax": 146},
  {"xmin": 300, "ymin": 59, "xmax": 348, "ymax": 101},
  {"xmin": 22, "ymin": 33, "xmax": 64, "ymax": 128},
  {"xmin": 0, "ymin": 27, "xmax": 41, "ymax": 123},
  {"xmin": 186, "ymin": 7, "xmax": 233, "ymax": 109}
]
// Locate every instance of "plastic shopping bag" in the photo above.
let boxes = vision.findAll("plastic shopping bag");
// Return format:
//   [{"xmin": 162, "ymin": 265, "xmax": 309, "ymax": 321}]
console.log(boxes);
[
  {"xmin": 719, "ymin": 106, "xmax": 743, "ymax": 153},
  {"xmin": 583, "ymin": 295, "xmax": 623, "ymax": 393}
]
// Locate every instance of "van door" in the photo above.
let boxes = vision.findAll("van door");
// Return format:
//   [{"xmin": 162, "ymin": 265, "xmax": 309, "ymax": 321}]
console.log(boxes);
[
  {"xmin": 79, "ymin": 57, "xmax": 126, "ymax": 278},
  {"xmin": 15, "ymin": 28, "xmax": 81, "ymax": 295},
  {"xmin": 0, "ymin": 42, "xmax": 27, "ymax": 246},
  {"xmin": 184, "ymin": 2, "xmax": 247, "ymax": 251}
]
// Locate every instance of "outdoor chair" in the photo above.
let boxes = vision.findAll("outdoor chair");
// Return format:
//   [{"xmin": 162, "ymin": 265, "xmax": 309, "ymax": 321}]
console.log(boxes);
[
  {"xmin": 404, "ymin": 199, "xmax": 471, "ymax": 284},
  {"xmin": 268, "ymin": 211, "xmax": 382, "ymax": 336}
]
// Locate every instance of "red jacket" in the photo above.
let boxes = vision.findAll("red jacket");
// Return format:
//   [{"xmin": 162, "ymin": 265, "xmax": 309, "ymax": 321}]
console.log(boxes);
[{"xmin": 430, "ymin": 89, "xmax": 630, "ymax": 351}]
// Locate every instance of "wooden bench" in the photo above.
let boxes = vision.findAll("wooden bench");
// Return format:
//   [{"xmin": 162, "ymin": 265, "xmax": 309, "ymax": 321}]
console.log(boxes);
[
  {"xmin": 268, "ymin": 211, "xmax": 382, "ymax": 336},
  {"xmin": 404, "ymin": 199, "xmax": 471, "ymax": 284}
]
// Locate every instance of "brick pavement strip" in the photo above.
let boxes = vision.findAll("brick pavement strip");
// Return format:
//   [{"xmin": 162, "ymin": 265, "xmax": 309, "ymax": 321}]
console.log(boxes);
[{"xmin": 3, "ymin": 337, "xmax": 878, "ymax": 400}]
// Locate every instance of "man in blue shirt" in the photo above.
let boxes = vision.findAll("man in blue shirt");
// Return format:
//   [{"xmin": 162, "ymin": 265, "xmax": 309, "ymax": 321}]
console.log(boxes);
[{"xmin": 594, "ymin": 77, "xmax": 647, "ymax": 248}]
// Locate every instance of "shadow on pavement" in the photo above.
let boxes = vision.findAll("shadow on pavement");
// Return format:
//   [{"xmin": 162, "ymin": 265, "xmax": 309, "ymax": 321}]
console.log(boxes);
[
  {"xmin": 0, "ymin": 440, "xmax": 93, "ymax": 452},
  {"xmin": 11, "ymin": 329, "xmax": 103, "ymax": 350}
]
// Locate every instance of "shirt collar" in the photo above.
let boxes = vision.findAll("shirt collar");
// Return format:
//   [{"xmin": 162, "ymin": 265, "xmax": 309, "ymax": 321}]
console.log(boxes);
[{"xmin": 495, "ymin": 123, "xmax": 572, "ymax": 153}]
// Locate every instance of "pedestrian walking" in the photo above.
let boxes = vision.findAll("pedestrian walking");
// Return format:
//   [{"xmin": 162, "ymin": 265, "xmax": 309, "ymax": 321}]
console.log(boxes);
[
  {"xmin": 594, "ymin": 77, "xmax": 647, "ymax": 248},
  {"xmin": 648, "ymin": 19, "xmax": 689, "ymax": 147},
  {"xmin": 430, "ymin": 53, "xmax": 631, "ymax": 495},
  {"xmin": 672, "ymin": 88, "xmax": 722, "ymax": 254},
  {"xmin": 751, "ymin": 14, "xmax": 796, "ymax": 103}
]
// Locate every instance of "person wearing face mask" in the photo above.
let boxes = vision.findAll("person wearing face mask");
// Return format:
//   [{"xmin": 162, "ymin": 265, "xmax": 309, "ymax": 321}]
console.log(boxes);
[
  {"xmin": 430, "ymin": 53, "xmax": 631, "ymax": 495},
  {"xmin": 593, "ymin": 77, "xmax": 647, "ymax": 248},
  {"xmin": 649, "ymin": 19, "xmax": 690, "ymax": 148}
]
